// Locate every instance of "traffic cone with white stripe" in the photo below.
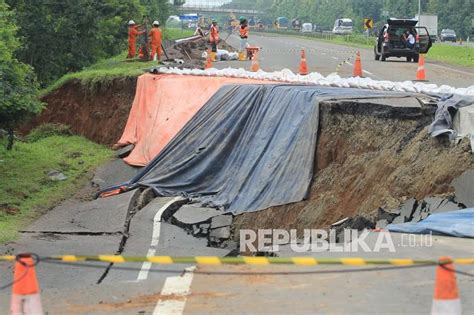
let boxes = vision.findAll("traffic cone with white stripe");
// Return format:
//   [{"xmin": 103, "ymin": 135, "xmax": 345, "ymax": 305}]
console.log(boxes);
[
  {"xmin": 299, "ymin": 49, "xmax": 309, "ymax": 75},
  {"xmin": 415, "ymin": 54, "xmax": 428, "ymax": 81},
  {"xmin": 10, "ymin": 254, "xmax": 44, "ymax": 315},
  {"xmin": 353, "ymin": 51, "xmax": 363, "ymax": 77},
  {"xmin": 431, "ymin": 256, "xmax": 462, "ymax": 315},
  {"xmin": 250, "ymin": 51, "xmax": 260, "ymax": 72}
]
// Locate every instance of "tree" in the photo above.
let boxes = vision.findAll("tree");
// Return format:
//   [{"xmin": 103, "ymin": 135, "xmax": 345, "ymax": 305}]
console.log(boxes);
[
  {"xmin": 6, "ymin": 0, "xmax": 145, "ymax": 86},
  {"xmin": 0, "ymin": 0, "xmax": 43, "ymax": 150}
]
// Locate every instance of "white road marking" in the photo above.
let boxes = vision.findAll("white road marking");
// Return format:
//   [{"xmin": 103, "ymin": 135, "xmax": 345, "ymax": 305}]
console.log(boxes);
[
  {"xmin": 137, "ymin": 196, "xmax": 184, "ymax": 281},
  {"xmin": 346, "ymin": 62, "xmax": 353, "ymax": 66},
  {"xmin": 153, "ymin": 267, "xmax": 196, "ymax": 315},
  {"xmin": 331, "ymin": 56, "xmax": 339, "ymax": 60},
  {"xmin": 363, "ymin": 70, "xmax": 374, "ymax": 75}
]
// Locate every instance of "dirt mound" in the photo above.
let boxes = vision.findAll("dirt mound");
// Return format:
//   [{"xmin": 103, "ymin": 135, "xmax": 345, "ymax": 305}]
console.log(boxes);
[
  {"xmin": 233, "ymin": 100, "xmax": 473, "ymax": 232},
  {"xmin": 21, "ymin": 77, "xmax": 137, "ymax": 145},
  {"xmin": 164, "ymin": 38, "xmax": 236, "ymax": 68}
]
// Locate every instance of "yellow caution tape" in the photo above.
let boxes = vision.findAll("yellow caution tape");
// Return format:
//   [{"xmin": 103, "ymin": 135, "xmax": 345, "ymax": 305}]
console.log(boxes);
[{"xmin": 0, "ymin": 255, "xmax": 472, "ymax": 266}]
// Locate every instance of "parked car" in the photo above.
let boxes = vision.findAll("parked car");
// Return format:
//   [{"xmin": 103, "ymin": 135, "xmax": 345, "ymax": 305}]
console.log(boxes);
[
  {"xmin": 301, "ymin": 23, "xmax": 313, "ymax": 33},
  {"xmin": 440, "ymin": 29, "xmax": 457, "ymax": 42},
  {"xmin": 374, "ymin": 18, "xmax": 432, "ymax": 62}
]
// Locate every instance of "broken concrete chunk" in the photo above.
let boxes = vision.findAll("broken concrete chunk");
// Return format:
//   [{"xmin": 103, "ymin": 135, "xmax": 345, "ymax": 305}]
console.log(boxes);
[
  {"xmin": 47, "ymin": 170, "xmax": 67, "ymax": 181},
  {"xmin": 172, "ymin": 205, "xmax": 223, "ymax": 227},
  {"xmin": 391, "ymin": 198, "xmax": 417, "ymax": 224},
  {"xmin": 192, "ymin": 225, "xmax": 201, "ymax": 236},
  {"xmin": 423, "ymin": 197, "xmax": 463, "ymax": 214},
  {"xmin": 376, "ymin": 208, "xmax": 400, "ymax": 223},
  {"xmin": 199, "ymin": 223, "xmax": 210, "ymax": 229},
  {"xmin": 210, "ymin": 214, "xmax": 233, "ymax": 229},
  {"xmin": 452, "ymin": 170, "xmax": 474, "ymax": 207},
  {"xmin": 115, "ymin": 144, "xmax": 135, "ymax": 158},
  {"xmin": 210, "ymin": 226, "xmax": 231, "ymax": 240}
]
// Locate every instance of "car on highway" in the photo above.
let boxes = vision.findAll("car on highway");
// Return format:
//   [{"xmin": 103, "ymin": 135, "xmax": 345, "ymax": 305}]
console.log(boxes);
[
  {"xmin": 374, "ymin": 18, "xmax": 432, "ymax": 62},
  {"xmin": 440, "ymin": 29, "xmax": 457, "ymax": 42},
  {"xmin": 301, "ymin": 23, "xmax": 313, "ymax": 33}
]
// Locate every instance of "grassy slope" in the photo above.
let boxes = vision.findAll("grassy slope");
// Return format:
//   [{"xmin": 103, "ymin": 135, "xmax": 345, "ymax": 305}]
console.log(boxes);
[
  {"xmin": 260, "ymin": 30, "xmax": 474, "ymax": 68},
  {"xmin": 0, "ymin": 136, "xmax": 111, "ymax": 243},
  {"xmin": 41, "ymin": 28, "xmax": 194, "ymax": 96}
]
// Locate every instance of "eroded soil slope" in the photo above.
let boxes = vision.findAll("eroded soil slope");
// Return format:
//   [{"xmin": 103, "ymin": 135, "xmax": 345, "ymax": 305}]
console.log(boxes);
[
  {"xmin": 22, "ymin": 77, "xmax": 137, "ymax": 145},
  {"xmin": 234, "ymin": 101, "xmax": 473, "ymax": 231}
]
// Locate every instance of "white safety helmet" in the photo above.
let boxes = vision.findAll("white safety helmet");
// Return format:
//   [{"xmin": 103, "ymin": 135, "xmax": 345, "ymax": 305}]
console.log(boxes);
[
  {"xmin": 153, "ymin": 20, "xmax": 160, "ymax": 26},
  {"xmin": 128, "ymin": 20, "xmax": 135, "ymax": 25}
]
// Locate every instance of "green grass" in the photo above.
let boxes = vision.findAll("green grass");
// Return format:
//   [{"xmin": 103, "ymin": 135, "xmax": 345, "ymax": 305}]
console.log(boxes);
[
  {"xmin": 0, "ymin": 135, "xmax": 112, "ymax": 243},
  {"xmin": 40, "ymin": 28, "xmax": 194, "ymax": 96},
  {"xmin": 427, "ymin": 44, "xmax": 474, "ymax": 68},
  {"xmin": 259, "ymin": 30, "xmax": 474, "ymax": 68}
]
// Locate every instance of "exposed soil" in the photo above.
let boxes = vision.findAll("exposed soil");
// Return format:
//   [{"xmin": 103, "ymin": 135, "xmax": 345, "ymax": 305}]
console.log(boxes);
[
  {"xmin": 233, "ymin": 100, "xmax": 473, "ymax": 232},
  {"xmin": 21, "ymin": 77, "xmax": 137, "ymax": 145}
]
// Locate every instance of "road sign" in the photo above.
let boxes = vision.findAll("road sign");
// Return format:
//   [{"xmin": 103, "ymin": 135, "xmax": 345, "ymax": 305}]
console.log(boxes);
[
  {"xmin": 364, "ymin": 18, "xmax": 374, "ymax": 30},
  {"xmin": 179, "ymin": 14, "xmax": 199, "ymax": 21}
]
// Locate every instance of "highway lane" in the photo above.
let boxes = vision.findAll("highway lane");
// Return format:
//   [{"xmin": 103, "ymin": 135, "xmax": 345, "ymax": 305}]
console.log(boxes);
[{"xmin": 217, "ymin": 33, "xmax": 474, "ymax": 88}]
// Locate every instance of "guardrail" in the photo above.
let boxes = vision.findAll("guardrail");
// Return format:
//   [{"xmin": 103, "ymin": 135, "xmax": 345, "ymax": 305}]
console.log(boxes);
[{"xmin": 254, "ymin": 29, "xmax": 376, "ymax": 47}]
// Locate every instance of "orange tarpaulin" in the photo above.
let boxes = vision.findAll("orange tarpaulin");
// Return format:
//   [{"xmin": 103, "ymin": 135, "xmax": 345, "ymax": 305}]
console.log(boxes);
[{"xmin": 116, "ymin": 73, "xmax": 270, "ymax": 166}]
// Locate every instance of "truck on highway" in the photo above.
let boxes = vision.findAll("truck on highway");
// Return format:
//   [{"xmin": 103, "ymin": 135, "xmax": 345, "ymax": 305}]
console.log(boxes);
[
  {"xmin": 332, "ymin": 18, "xmax": 353, "ymax": 35},
  {"xmin": 415, "ymin": 14, "xmax": 438, "ymax": 42}
]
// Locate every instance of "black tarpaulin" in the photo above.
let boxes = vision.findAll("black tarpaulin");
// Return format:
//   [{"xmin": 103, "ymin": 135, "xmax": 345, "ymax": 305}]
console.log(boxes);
[{"xmin": 126, "ymin": 84, "xmax": 394, "ymax": 214}]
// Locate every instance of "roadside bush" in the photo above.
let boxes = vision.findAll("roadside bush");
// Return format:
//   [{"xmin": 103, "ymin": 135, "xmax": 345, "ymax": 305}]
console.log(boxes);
[{"xmin": 26, "ymin": 123, "xmax": 73, "ymax": 142}]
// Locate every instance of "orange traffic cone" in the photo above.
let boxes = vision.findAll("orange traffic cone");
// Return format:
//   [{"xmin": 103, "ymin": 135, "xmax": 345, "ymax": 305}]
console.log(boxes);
[
  {"xmin": 415, "ymin": 54, "xmax": 428, "ymax": 81},
  {"xmin": 250, "ymin": 51, "xmax": 260, "ymax": 72},
  {"xmin": 431, "ymin": 257, "xmax": 462, "ymax": 315},
  {"xmin": 204, "ymin": 49, "xmax": 213, "ymax": 69},
  {"xmin": 299, "ymin": 49, "xmax": 309, "ymax": 75},
  {"xmin": 10, "ymin": 254, "xmax": 44, "ymax": 315},
  {"xmin": 353, "ymin": 51, "xmax": 363, "ymax": 77}
]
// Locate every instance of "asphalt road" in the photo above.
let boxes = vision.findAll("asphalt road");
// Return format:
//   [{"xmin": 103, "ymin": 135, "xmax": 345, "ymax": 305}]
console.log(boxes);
[
  {"xmin": 217, "ymin": 33, "xmax": 474, "ymax": 88},
  {"xmin": 0, "ymin": 34, "xmax": 473, "ymax": 314}
]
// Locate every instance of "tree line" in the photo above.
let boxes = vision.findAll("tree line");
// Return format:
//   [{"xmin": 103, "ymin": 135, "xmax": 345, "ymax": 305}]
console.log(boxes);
[
  {"xmin": 0, "ymin": 0, "xmax": 170, "ymax": 149},
  {"xmin": 232, "ymin": 0, "xmax": 472, "ymax": 38}
]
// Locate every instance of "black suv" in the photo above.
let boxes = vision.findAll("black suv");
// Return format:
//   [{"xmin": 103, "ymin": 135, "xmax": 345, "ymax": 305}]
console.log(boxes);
[{"xmin": 374, "ymin": 18, "xmax": 432, "ymax": 62}]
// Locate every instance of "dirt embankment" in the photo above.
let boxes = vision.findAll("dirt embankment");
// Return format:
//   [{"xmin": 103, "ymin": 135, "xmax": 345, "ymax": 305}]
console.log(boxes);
[
  {"xmin": 22, "ymin": 77, "xmax": 137, "ymax": 145},
  {"xmin": 234, "ymin": 101, "xmax": 473, "ymax": 231}
]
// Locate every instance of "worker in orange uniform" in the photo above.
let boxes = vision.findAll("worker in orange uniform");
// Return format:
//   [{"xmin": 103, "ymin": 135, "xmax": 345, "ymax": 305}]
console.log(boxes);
[
  {"xmin": 209, "ymin": 20, "xmax": 219, "ymax": 61},
  {"xmin": 127, "ymin": 20, "xmax": 144, "ymax": 59},
  {"xmin": 239, "ymin": 17, "xmax": 249, "ymax": 61},
  {"xmin": 149, "ymin": 20, "xmax": 162, "ymax": 61}
]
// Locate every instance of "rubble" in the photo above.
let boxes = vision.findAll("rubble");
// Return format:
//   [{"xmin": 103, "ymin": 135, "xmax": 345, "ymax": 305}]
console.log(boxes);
[
  {"xmin": 161, "ymin": 38, "xmax": 237, "ymax": 70},
  {"xmin": 376, "ymin": 195, "xmax": 465, "ymax": 228},
  {"xmin": 170, "ymin": 204, "xmax": 234, "ymax": 248},
  {"xmin": 171, "ymin": 204, "xmax": 223, "ymax": 227}
]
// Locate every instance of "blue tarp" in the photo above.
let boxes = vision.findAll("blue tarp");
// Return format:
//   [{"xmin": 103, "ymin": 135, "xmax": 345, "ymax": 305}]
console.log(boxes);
[
  {"xmin": 387, "ymin": 209, "xmax": 474, "ymax": 238},
  {"xmin": 120, "ymin": 84, "xmax": 397, "ymax": 214}
]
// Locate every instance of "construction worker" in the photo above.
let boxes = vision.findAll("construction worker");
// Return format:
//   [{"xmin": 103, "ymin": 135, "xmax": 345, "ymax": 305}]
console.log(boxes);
[
  {"xmin": 149, "ymin": 20, "xmax": 162, "ymax": 61},
  {"xmin": 127, "ymin": 20, "xmax": 144, "ymax": 59},
  {"xmin": 209, "ymin": 20, "xmax": 219, "ymax": 61},
  {"xmin": 239, "ymin": 17, "xmax": 249, "ymax": 61}
]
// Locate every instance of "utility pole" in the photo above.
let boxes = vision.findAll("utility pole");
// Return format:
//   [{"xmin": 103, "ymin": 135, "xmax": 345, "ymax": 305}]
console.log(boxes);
[{"xmin": 418, "ymin": 0, "xmax": 421, "ymax": 17}]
